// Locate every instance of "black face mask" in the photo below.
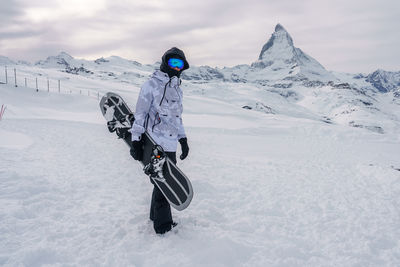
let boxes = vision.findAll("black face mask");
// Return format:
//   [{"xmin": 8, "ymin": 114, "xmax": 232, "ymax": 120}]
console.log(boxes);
[{"xmin": 160, "ymin": 61, "xmax": 181, "ymax": 78}]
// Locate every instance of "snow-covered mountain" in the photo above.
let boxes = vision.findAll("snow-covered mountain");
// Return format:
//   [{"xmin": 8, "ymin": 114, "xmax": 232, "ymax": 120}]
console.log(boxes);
[
  {"xmin": 0, "ymin": 24, "xmax": 399, "ymax": 134},
  {"xmin": 184, "ymin": 24, "xmax": 337, "ymax": 86},
  {"xmin": 251, "ymin": 24, "xmax": 336, "ymax": 82},
  {"xmin": 35, "ymin": 51, "xmax": 75, "ymax": 67},
  {"xmin": 0, "ymin": 55, "xmax": 15, "ymax": 65},
  {"xmin": 34, "ymin": 51, "xmax": 94, "ymax": 75},
  {"xmin": 28, "ymin": 52, "xmax": 155, "ymax": 87},
  {"xmin": 365, "ymin": 69, "xmax": 400, "ymax": 93},
  {"xmin": 182, "ymin": 24, "xmax": 399, "ymax": 95}
]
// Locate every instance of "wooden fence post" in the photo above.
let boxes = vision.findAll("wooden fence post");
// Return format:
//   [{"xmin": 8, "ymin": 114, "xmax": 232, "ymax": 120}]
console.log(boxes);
[
  {"xmin": 0, "ymin": 104, "xmax": 6, "ymax": 121},
  {"xmin": 5, "ymin": 66, "xmax": 8, "ymax": 84},
  {"xmin": 14, "ymin": 68, "xmax": 17, "ymax": 87}
]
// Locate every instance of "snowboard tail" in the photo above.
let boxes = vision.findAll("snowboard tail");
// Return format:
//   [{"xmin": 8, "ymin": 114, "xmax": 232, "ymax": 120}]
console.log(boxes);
[{"xmin": 99, "ymin": 92, "xmax": 193, "ymax": 211}]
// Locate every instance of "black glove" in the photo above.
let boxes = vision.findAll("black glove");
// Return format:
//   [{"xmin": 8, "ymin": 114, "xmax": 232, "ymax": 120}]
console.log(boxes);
[
  {"xmin": 130, "ymin": 139, "xmax": 143, "ymax": 161},
  {"xmin": 179, "ymin": 137, "xmax": 189, "ymax": 160},
  {"xmin": 116, "ymin": 128, "xmax": 130, "ymax": 139}
]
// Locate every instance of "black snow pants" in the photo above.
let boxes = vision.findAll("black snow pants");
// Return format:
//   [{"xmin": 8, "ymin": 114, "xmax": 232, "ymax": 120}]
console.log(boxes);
[{"xmin": 149, "ymin": 152, "xmax": 176, "ymax": 234}]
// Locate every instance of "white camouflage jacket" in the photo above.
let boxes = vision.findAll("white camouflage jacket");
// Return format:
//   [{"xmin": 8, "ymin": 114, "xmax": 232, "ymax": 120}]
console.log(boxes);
[{"xmin": 130, "ymin": 70, "xmax": 186, "ymax": 152}]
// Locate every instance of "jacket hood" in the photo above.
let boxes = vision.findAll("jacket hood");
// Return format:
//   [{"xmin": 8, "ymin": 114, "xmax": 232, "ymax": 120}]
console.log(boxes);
[{"xmin": 160, "ymin": 47, "xmax": 189, "ymax": 78}]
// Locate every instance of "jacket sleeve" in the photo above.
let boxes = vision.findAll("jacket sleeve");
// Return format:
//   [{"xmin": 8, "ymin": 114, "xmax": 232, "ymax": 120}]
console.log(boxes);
[
  {"xmin": 130, "ymin": 82, "xmax": 153, "ymax": 141},
  {"xmin": 177, "ymin": 121, "xmax": 186, "ymax": 140}
]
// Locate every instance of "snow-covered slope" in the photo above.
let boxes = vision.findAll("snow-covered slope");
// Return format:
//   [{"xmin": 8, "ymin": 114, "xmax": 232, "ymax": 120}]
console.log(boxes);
[
  {"xmin": 1, "ymin": 22, "xmax": 400, "ymax": 266},
  {"xmin": 1, "ymin": 70, "xmax": 400, "ymax": 266}
]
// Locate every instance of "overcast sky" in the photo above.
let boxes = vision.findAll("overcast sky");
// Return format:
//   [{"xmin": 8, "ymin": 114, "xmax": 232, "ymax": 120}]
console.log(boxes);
[{"xmin": 1, "ymin": 0, "xmax": 399, "ymax": 73}]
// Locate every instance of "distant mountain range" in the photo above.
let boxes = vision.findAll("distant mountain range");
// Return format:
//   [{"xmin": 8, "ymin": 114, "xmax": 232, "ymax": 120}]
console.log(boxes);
[
  {"xmin": 1, "ymin": 24, "xmax": 399, "ymax": 134},
  {"xmin": 1, "ymin": 24, "xmax": 399, "ymax": 93}
]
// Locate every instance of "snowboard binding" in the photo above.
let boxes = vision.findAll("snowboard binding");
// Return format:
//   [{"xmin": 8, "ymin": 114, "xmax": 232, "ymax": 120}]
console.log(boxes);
[
  {"xmin": 144, "ymin": 145, "xmax": 166, "ymax": 182},
  {"xmin": 103, "ymin": 96, "xmax": 135, "ymax": 137},
  {"xmin": 106, "ymin": 113, "xmax": 135, "ymax": 139}
]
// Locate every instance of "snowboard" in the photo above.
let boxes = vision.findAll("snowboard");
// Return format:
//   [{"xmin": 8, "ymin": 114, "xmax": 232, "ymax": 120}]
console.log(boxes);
[{"xmin": 99, "ymin": 92, "xmax": 193, "ymax": 211}]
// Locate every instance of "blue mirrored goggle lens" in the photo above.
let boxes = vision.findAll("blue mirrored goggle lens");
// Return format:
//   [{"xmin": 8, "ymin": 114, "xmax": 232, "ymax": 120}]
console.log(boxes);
[{"xmin": 168, "ymin": 58, "xmax": 184, "ymax": 69}]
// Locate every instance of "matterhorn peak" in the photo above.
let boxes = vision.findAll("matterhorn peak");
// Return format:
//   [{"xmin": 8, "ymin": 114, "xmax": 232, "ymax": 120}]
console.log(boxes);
[
  {"xmin": 252, "ymin": 23, "xmax": 336, "ymax": 82},
  {"xmin": 274, "ymin": 23, "xmax": 287, "ymax": 32},
  {"xmin": 258, "ymin": 24, "xmax": 294, "ymax": 61}
]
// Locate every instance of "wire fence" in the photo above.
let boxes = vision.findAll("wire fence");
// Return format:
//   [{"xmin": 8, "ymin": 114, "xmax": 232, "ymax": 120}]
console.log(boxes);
[{"xmin": 0, "ymin": 65, "xmax": 102, "ymax": 101}]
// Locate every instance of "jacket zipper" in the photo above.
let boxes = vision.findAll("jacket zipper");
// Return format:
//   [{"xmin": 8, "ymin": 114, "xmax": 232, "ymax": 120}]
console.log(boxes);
[
  {"xmin": 152, "ymin": 112, "xmax": 161, "ymax": 132},
  {"xmin": 159, "ymin": 79, "xmax": 171, "ymax": 106}
]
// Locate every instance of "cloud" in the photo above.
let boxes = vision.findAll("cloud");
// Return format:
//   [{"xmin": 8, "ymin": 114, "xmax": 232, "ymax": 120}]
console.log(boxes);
[
  {"xmin": 0, "ymin": 0, "xmax": 23, "ymax": 23},
  {"xmin": 0, "ymin": 0, "xmax": 399, "ymax": 72}
]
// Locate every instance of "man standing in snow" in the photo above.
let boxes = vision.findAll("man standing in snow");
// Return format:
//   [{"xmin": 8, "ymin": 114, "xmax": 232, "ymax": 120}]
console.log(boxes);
[{"xmin": 129, "ymin": 47, "xmax": 190, "ymax": 234}]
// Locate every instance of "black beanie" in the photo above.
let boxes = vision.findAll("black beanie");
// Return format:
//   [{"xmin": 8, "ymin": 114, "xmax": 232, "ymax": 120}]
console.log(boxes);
[{"xmin": 160, "ymin": 47, "xmax": 189, "ymax": 78}]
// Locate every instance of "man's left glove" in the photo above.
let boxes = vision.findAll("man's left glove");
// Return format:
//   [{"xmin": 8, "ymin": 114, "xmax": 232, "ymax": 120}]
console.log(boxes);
[
  {"xmin": 179, "ymin": 137, "xmax": 189, "ymax": 160},
  {"xmin": 130, "ymin": 139, "xmax": 143, "ymax": 161}
]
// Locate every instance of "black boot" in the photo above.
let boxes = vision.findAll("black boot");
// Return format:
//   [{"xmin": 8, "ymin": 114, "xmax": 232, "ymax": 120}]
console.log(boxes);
[{"xmin": 150, "ymin": 186, "xmax": 173, "ymax": 234}]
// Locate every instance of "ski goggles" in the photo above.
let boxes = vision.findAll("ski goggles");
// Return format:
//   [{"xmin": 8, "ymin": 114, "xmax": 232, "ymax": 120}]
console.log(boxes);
[{"xmin": 168, "ymin": 58, "xmax": 184, "ymax": 70}]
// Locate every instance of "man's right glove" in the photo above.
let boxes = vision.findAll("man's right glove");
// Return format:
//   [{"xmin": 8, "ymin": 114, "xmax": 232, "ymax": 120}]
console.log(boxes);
[
  {"xmin": 116, "ymin": 128, "xmax": 130, "ymax": 139},
  {"xmin": 130, "ymin": 140, "xmax": 143, "ymax": 161}
]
